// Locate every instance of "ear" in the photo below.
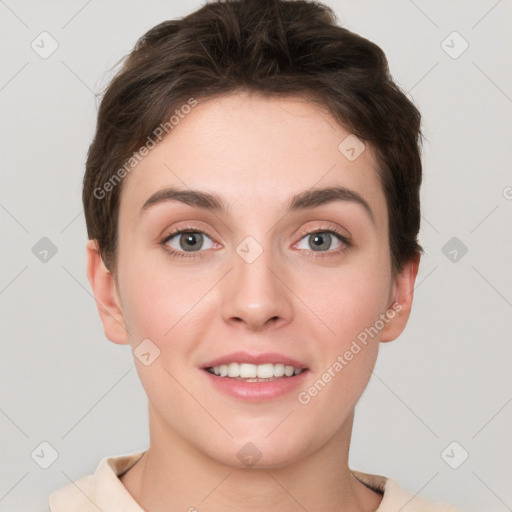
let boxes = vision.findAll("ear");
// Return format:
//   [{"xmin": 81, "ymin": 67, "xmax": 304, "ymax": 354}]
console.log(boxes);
[
  {"xmin": 86, "ymin": 239, "xmax": 130, "ymax": 345},
  {"xmin": 380, "ymin": 254, "xmax": 420, "ymax": 343}
]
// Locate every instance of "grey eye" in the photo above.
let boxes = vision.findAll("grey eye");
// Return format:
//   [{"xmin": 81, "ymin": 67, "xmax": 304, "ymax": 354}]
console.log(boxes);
[
  {"xmin": 296, "ymin": 231, "xmax": 343, "ymax": 252},
  {"xmin": 166, "ymin": 231, "xmax": 215, "ymax": 252}
]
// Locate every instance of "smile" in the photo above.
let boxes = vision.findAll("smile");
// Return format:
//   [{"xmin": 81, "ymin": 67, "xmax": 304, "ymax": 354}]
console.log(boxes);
[
  {"xmin": 206, "ymin": 362, "xmax": 305, "ymax": 380},
  {"xmin": 201, "ymin": 352, "xmax": 310, "ymax": 401}
]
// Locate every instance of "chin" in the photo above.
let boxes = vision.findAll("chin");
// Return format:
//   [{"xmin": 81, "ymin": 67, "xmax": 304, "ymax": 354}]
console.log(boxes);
[{"xmin": 201, "ymin": 432, "xmax": 311, "ymax": 470}]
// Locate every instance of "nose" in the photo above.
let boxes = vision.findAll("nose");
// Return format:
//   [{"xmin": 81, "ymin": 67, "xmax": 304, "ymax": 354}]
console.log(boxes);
[{"xmin": 220, "ymin": 243, "xmax": 293, "ymax": 331}]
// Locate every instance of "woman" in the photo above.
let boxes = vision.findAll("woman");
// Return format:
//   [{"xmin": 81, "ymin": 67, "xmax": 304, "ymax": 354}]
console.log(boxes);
[{"xmin": 49, "ymin": 0, "xmax": 460, "ymax": 510}]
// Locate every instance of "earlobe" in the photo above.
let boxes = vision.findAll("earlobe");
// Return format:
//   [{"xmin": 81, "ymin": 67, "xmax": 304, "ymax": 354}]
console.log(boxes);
[
  {"xmin": 380, "ymin": 254, "xmax": 420, "ymax": 343},
  {"xmin": 86, "ymin": 239, "xmax": 130, "ymax": 345}
]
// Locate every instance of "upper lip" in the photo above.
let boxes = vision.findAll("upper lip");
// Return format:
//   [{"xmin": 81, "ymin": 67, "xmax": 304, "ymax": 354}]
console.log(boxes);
[{"xmin": 202, "ymin": 351, "xmax": 308, "ymax": 369}]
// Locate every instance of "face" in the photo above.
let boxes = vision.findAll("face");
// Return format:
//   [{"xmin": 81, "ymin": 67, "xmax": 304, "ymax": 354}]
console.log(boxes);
[{"xmin": 88, "ymin": 91, "xmax": 417, "ymax": 469}]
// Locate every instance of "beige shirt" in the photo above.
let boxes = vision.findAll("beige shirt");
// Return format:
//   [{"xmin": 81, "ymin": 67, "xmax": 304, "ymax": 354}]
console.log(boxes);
[{"xmin": 49, "ymin": 451, "xmax": 460, "ymax": 511}]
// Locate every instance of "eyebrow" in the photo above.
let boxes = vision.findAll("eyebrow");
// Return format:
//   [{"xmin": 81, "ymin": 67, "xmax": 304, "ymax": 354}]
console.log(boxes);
[{"xmin": 140, "ymin": 185, "xmax": 375, "ymax": 223}]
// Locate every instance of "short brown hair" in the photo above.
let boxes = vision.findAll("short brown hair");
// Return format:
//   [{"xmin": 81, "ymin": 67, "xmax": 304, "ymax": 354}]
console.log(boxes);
[{"xmin": 83, "ymin": 0, "xmax": 423, "ymax": 275}]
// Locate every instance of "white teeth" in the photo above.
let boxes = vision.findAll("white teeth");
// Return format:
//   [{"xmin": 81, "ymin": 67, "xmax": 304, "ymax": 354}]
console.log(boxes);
[
  {"xmin": 284, "ymin": 365, "xmax": 294, "ymax": 377},
  {"xmin": 273, "ymin": 363, "xmax": 285, "ymax": 377},
  {"xmin": 257, "ymin": 363, "xmax": 274, "ymax": 379},
  {"xmin": 209, "ymin": 363, "xmax": 304, "ymax": 379},
  {"xmin": 239, "ymin": 363, "xmax": 257, "ymax": 378},
  {"xmin": 227, "ymin": 362, "xmax": 239, "ymax": 377}
]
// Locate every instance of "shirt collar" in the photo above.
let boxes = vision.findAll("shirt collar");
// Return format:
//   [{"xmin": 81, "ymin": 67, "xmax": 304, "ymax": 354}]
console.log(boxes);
[{"xmin": 51, "ymin": 451, "xmax": 424, "ymax": 512}]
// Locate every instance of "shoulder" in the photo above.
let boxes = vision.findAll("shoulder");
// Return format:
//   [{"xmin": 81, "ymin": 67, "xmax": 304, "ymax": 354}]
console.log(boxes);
[
  {"xmin": 351, "ymin": 470, "xmax": 462, "ymax": 512},
  {"xmin": 48, "ymin": 474, "xmax": 96, "ymax": 512},
  {"xmin": 48, "ymin": 451, "xmax": 145, "ymax": 512}
]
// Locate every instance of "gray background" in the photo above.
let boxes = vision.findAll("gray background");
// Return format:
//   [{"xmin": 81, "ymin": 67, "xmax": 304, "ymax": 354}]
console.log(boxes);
[{"xmin": 1, "ymin": 1, "xmax": 511, "ymax": 511}]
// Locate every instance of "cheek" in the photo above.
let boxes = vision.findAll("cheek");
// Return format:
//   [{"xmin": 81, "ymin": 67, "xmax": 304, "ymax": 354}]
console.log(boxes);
[
  {"xmin": 291, "ymin": 255, "xmax": 391, "ymax": 407},
  {"xmin": 118, "ymin": 248, "xmax": 211, "ymax": 343},
  {"xmin": 293, "ymin": 265, "xmax": 388, "ymax": 431},
  {"xmin": 296, "ymin": 257, "xmax": 392, "ymax": 347}
]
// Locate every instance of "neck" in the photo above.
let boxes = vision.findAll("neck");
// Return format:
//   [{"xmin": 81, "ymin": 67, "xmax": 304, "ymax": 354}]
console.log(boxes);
[{"xmin": 120, "ymin": 405, "xmax": 382, "ymax": 512}]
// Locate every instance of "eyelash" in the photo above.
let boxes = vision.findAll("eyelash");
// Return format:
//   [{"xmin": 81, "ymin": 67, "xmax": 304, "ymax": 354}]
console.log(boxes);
[{"xmin": 160, "ymin": 226, "xmax": 351, "ymax": 260}]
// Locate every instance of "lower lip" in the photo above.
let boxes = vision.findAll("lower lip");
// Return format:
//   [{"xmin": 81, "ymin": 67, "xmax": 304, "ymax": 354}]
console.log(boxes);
[{"xmin": 202, "ymin": 369, "xmax": 309, "ymax": 402}]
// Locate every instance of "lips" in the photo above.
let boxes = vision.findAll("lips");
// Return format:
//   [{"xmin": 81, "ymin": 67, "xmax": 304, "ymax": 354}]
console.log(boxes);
[{"xmin": 200, "ymin": 351, "xmax": 309, "ymax": 401}]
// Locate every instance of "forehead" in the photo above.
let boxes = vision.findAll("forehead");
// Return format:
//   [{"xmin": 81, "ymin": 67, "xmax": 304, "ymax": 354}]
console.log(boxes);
[{"xmin": 119, "ymin": 91, "xmax": 387, "ymax": 226}]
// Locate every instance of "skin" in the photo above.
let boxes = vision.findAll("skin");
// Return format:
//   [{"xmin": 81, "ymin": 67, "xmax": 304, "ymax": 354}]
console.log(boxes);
[{"xmin": 87, "ymin": 90, "xmax": 419, "ymax": 512}]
